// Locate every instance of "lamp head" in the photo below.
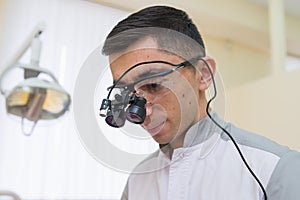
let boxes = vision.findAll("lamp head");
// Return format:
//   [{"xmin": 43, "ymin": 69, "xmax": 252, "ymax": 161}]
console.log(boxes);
[{"xmin": 6, "ymin": 77, "xmax": 71, "ymax": 122}]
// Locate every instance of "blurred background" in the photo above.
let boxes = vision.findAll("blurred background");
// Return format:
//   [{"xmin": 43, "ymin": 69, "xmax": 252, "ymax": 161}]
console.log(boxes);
[{"xmin": 0, "ymin": 0, "xmax": 299, "ymax": 199}]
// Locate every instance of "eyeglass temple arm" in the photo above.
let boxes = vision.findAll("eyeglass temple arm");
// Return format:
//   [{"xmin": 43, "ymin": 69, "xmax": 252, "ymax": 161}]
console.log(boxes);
[{"xmin": 107, "ymin": 62, "xmax": 188, "ymax": 95}]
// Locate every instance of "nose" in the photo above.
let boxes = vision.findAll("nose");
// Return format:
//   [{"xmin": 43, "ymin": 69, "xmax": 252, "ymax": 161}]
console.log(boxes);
[
  {"xmin": 142, "ymin": 101, "xmax": 153, "ymax": 126},
  {"xmin": 145, "ymin": 101, "xmax": 153, "ymax": 116},
  {"xmin": 135, "ymin": 90, "xmax": 153, "ymax": 115}
]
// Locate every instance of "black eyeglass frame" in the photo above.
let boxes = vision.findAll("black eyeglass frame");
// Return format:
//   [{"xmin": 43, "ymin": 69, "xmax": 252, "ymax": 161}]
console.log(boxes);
[{"xmin": 105, "ymin": 55, "xmax": 203, "ymax": 100}]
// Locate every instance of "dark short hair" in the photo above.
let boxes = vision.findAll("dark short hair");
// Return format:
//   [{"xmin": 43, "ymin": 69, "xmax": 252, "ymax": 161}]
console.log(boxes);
[{"xmin": 102, "ymin": 5, "xmax": 206, "ymax": 58}]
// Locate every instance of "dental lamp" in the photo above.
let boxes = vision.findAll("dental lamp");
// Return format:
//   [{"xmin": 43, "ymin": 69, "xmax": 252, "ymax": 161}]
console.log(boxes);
[{"xmin": 0, "ymin": 24, "xmax": 71, "ymax": 135}]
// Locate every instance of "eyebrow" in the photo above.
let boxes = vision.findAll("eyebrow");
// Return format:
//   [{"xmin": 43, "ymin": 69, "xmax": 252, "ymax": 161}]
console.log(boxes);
[
  {"xmin": 135, "ymin": 69, "xmax": 159, "ymax": 80},
  {"xmin": 113, "ymin": 68, "xmax": 161, "ymax": 85},
  {"xmin": 110, "ymin": 61, "xmax": 180, "ymax": 91}
]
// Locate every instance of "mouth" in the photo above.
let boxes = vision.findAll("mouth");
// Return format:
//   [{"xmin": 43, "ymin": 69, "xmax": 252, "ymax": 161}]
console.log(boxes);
[{"xmin": 144, "ymin": 121, "xmax": 165, "ymax": 136}]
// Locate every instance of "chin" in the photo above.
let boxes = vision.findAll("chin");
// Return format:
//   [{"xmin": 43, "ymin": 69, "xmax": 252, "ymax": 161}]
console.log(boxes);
[
  {"xmin": 153, "ymin": 137, "xmax": 171, "ymax": 145},
  {"xmin": 152, "ymin": 131, "xmax": 173, "ymax": 145}
]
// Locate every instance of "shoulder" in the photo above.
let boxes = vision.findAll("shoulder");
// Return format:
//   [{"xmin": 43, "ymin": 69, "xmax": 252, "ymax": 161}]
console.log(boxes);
[
  {"xmin": 222, "ymin": 122, "xmax": 300, "ymax": 199},
  {"xmin": 266, "ymin": 150, "xmax": 300, "ymax": 199},
  {"xmin": 221, "ymin": 123, "xmax": 291, "ymax": 158}
]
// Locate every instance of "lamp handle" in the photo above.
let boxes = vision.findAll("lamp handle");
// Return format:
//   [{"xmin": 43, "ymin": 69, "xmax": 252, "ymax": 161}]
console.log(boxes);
[
  {"xmin": 19, "ymin": 65, "xmax": 59, "ymax": 83},
  {"xmin": 0, "ymin": 63, "xmax": 60, "ymax": 96}
]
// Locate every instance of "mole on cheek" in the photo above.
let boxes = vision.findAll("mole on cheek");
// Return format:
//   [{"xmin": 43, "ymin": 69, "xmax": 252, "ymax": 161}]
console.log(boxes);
[{"xmin": 182, "ymin": 94, "xmax": 185, "ymax": 98}]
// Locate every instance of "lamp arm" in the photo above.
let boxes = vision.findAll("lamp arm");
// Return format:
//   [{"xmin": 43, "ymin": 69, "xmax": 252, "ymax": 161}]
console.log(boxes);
[
  {"xmin": 30, "ymin": 33, "xmax": 42, "ymax": 66},
  {"xmin": 0, "ymin": 24, "xmax": 45, "ymax": 95}
]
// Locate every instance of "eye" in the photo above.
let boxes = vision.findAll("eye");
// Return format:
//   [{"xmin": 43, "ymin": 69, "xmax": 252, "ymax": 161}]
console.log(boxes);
[
  {"xmin": 149, "ymin": 83, "xmax": 160, "ymax": 89},
  {"xmin": 135, "ymin": 77, "xmax": 172, "ymax": 96},
  {"xmin": 141, "ymin": 82, "xmax": 163, "ymax": 94}
]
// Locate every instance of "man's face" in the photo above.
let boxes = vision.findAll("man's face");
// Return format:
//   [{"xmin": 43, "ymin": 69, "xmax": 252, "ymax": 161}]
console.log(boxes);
[{"xmin": 109, "ymin": 38, "xmax": 205, "ymax": 148}]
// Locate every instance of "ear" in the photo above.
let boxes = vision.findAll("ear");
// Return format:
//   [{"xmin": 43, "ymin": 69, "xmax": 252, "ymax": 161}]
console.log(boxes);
[{"xmin": 197, "ymin": 56, "xmax": 216, "ymax": 91}]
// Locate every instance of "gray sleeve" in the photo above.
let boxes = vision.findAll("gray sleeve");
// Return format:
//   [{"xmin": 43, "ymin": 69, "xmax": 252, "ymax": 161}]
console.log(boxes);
[
  {"xmin": 120, "ymin": 180, "xmax": 128, "ymax": 200},
  {"xmin": 266, "ymin": 150, "xmax": 300, "ymax": 200}
]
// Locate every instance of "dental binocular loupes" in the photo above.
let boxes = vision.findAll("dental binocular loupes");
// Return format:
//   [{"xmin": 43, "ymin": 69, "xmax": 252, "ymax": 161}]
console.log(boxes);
[
  {"xmin": 100, "ymin": 88, "xmax": 147, "ymax": 128},
  {"xmin": 99, "ymin": 56, "xmax": 203, "ymax": 128}
]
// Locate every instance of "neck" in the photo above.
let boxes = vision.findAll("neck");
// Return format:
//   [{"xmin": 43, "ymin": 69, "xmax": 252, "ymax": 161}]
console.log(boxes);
[
  {"xmin": 161, "ymin": 96, "xmax": 209, "ymax": 155},
  {"xmin": 169, "ymin": 107, "xmax": 210, "ymax": 150}
]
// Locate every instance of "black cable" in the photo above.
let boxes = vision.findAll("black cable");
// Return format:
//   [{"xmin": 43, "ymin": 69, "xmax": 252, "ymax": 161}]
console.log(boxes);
[{"xmin": 200, "ymin": 58, "xmax": 268, "ymax": 200}]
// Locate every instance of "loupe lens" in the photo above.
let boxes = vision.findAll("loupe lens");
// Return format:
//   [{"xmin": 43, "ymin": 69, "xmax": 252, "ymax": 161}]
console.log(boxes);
[
  {"xmin": 126, "ymin": 109, "xmax": 144, "ymax": 123},
  {"xmin": 126, "ymin": 97, "xmax": 146, "ymax": 124},
  {"xmin": 105, "ymin": 109, "xmax": 126, "ymax": 127}
]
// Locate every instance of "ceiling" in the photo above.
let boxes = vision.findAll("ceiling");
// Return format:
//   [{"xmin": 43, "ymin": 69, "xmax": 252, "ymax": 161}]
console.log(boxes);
[{"xmin": 89, "ymin": 0, "xmax": 300, "ymax": 57}]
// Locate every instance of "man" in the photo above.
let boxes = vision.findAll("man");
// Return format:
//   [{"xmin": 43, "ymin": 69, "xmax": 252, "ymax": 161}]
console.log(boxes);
[{"xmin": 100, "ymin": 5, "xmax": 300, "ymax": 200}]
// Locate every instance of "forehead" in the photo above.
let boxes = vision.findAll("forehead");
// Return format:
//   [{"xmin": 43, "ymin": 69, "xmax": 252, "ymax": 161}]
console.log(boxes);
[{"xmin": 109, "ymin": 38, "xmax": 184, "ymax": 80}]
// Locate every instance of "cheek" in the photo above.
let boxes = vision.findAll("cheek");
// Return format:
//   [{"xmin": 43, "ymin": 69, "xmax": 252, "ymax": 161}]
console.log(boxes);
[
  {"xmin": 171, "ymin": 86, "xmax": 200, "ymax": 123},
  {"xmin": 161, "ymin": 93, "xmax": 182, "ymax": 121}
]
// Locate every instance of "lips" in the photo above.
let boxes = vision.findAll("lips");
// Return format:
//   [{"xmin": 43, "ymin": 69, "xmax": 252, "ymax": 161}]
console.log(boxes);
[{"xmin": 144, "ymin": 121, "xmax": 165, "ymax": 136}]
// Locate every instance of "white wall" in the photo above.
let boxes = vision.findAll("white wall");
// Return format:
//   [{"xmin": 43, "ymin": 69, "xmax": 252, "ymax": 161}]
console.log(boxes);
[{"xmin": 0, "ymin": 0, "xmax": 137, "ymax": 199}]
